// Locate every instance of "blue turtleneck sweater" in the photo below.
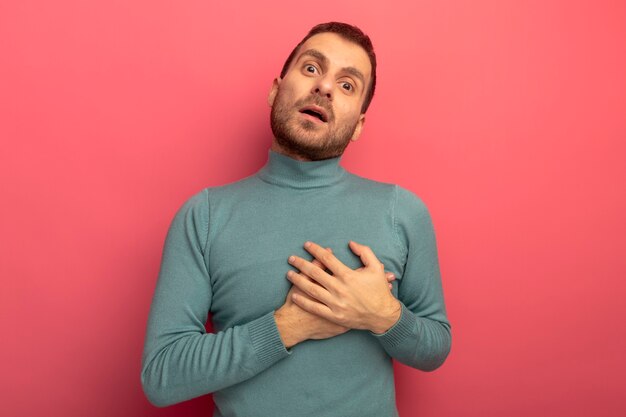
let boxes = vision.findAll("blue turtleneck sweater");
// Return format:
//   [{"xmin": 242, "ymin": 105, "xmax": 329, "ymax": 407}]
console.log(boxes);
[{"xmin": 141, "ymin": 149, "xmax": 451, "ymax": 416}]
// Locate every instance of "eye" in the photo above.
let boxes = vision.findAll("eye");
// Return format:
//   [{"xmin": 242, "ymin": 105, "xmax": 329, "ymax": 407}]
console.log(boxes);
[
  {"xmin": 340, "ymin": 81, "xmax": 354, "ymax": 92},
  {"xmin": 304, "ymin": 64, "xmax": 318, "ymax": 74}
]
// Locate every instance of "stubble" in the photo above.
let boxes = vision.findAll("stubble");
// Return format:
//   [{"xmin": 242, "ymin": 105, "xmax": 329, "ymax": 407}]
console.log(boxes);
[{"xmin": 270, "ymin": 90, "xmax": 358, "ymax": 161}]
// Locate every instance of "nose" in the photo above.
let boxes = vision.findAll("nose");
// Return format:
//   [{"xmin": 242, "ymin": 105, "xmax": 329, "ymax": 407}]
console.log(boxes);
[{"xmin": 312, "ymin": 74, "xmax": 333, "ymax": 100}]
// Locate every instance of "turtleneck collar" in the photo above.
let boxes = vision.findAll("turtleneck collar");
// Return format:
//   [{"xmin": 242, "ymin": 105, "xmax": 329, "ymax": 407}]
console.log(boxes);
[{"xmin": 257, "ymin": 149, "xmax": 346, "ymax": 189}]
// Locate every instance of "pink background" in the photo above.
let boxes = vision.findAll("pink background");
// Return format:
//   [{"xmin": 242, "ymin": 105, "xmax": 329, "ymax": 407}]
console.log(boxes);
[{"xmin": 1, "ymin": 1, "xmax": 625, "ymax": 416}]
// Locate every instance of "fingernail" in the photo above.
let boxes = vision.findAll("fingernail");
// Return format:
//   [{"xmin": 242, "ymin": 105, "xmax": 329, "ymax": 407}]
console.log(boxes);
[
  {"xmin": 304, "ymin": 241, "xmax": 311, "ymax": 248},
  {"xmin": 289, "ymin": 256, "xmax": 295, "ymax": 263}
]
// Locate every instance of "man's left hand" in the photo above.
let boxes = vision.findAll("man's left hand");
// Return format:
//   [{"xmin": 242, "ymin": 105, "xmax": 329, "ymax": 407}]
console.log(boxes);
[{"xmin": 286, "ymin": 241, "xmax": 402, "ymax": 334}]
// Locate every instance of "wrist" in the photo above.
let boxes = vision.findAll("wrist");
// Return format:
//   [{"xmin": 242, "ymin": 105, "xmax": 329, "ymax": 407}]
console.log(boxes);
[
  {"xmin": 274, "ymin": 309, "xmax": 305, "ymax": 349},
  {"xmin": 370, "ymin": 299, "xmax": 402, "ymax": 335}
]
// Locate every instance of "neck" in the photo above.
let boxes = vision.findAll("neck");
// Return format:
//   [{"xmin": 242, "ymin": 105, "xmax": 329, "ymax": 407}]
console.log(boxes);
[{"xmin": 257, "ymin": 148, "xmax": 346, "ymax": 189}]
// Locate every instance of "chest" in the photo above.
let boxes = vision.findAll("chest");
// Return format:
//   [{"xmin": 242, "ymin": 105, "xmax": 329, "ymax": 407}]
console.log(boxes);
[{"xmin": 206, "ymin": 192, "xmax": 406, "ymax": 329}]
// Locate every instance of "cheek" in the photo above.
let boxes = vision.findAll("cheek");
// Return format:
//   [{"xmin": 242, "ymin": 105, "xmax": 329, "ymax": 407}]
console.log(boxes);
[
  {"xmin": 334, "ymin": 94, "xmax": 361, "ymax": 113},
  {"xmin": 274, "ymin": 88, "xmax": 295, "ymax": 110},
  {"xmin": 282, "ymin": 74, "xmax": 309, "ymax": 95},
  {"xmin": 335, "ymin": 104, "xmax": 361, "ymax": 124}
]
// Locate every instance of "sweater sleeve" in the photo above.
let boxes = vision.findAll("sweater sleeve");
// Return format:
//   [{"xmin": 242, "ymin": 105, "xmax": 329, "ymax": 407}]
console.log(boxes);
[
  {"xmin": 141, "ymin": 190, "xmax": 290, "ymax": 407},
  {"xmin": 369, "ymin": 185, "xmax": 452, "ymax": 371}
]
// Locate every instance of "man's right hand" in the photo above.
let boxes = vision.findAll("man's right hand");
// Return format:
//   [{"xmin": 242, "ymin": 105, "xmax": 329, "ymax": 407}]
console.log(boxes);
[
  {"xmin": 274, "ymin": 248, "xmax": 396, "ymax": 349},
  {"xmin": 275, "ymin": 284, "xmax": 350, "ymax": 348}
]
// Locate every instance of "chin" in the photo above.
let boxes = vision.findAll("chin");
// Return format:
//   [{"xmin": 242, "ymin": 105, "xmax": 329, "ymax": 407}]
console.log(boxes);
[{"xmin": 276, "ymin": 135, "xmax": 348, "ymax": 161}]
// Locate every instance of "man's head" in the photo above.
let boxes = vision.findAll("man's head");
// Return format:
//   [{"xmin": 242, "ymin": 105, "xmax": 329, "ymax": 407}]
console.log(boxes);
[
  {"xmin": 280, "ymin": 22, "xmax": 377, "ymax": 114},
  {"xmin": 268, "ymin": 22, "xmax": 377, "ymax": 160}
]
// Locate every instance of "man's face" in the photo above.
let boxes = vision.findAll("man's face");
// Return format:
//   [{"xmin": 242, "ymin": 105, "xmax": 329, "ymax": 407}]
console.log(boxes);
[{"xmin": 269, "ymin": 32, "xmax": 372, "ymax": 160}]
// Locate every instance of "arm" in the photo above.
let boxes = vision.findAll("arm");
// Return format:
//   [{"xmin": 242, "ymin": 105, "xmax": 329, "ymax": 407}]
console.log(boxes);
[
  {"xmin": 140, "ymin": 190, "xmax": 290, "ymax": 407},
  {"xmin": 276, "ymin": 248, "xmax": 363, "ymax": 348},
  {"xmin": 276, "ymin": 186, "xmax": 451, "ymax": 372},
  {"xmin": 369, "ymin": 185, "xmax": 451, "ymax": 371}
]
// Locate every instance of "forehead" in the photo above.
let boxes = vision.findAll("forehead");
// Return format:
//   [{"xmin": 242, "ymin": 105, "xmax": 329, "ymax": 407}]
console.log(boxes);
[{"xmin": 293, "ymin": 32, "xmax": 372, "ymax": 81}]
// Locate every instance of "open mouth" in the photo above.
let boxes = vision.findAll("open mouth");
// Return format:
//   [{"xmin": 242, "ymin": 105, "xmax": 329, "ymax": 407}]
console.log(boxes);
[{"xmin": 299, "ymin": 106, "xmax": 328, "ymax": 123}]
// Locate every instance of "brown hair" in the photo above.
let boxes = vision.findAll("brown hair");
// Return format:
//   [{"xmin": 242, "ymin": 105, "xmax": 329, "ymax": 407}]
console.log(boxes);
[{"xmin": 279, "ymin": 22, "xmax": 377, "ymax": 113}]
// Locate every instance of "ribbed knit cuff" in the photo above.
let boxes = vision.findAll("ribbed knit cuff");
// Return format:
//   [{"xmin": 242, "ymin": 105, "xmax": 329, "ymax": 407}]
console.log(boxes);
[
  {"xmin": 369, "ymin": 302, "xmax": 418, "ymax": 348},
  {"xmin": 248, "ymin": 310, "xmax": 291, "ymax": 369}
]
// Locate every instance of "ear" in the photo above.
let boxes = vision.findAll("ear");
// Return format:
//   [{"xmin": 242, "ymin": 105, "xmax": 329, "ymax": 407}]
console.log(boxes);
[
  {"xmin": 350, "ymin": 114, "xmax": 366, "ymax": 142},
  {"xmin": 267, "ymin": 77, "xmax": 281, "ymax": 107}
]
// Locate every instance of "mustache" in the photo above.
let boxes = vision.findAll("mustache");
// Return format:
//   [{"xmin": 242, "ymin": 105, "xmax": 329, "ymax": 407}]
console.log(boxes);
[{"xmin": 294, "ymin": 97, "xmax": 334, "ymax": 122}]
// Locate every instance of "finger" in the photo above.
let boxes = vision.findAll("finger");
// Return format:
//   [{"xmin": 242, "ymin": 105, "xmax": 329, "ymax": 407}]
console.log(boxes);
[
  {"xmin": 287, "ymin": 255, "xmax": 335, "ymax": 291},
  {"xmin": 285, "ymin": 284, "xmax": 310, "ymax": 306},
  {"xmin": 348, "ymin": 240, "xmax": 382, "ymax": 270},
  {"xmin": 303, "ymin": 241, "xmax": 351, "ymax": 276},
  {"xmin": 311, "ymin": 258, "xmax": 324, "ymax": 270},
  {"xmin": 290, "ymin": 252, "xmax": 340, "ymax": 291},
  {"xmin": 310, "ymin": 247, "xmax": 333, "ymax": 271},
  {"xmin": 291, "ymin": 291, "xmax": 336, "ymax": 322},
  {"xmin": 286, "ymin": 269, "xmax": 334, "ymax": 305},
  {"xmin": 292, "ymin": 285, "xmax": 316, "ymax": 301}
]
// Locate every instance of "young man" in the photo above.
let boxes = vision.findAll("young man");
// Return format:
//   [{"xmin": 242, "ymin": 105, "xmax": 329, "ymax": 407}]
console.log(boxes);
[{"xmin": 141, "ymin": 22, "xmax": 451, "ymax": 416}]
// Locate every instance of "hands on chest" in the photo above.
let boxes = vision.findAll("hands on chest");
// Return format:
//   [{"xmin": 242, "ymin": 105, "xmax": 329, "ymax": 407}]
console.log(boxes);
[{"xmin": 274, "ymin": 240, "xmax": 402, "ymax": 349}]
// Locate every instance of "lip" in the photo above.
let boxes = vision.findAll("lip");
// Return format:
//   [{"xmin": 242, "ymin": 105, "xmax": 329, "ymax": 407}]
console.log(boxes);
[{"xmin": 298, "ymin": 105, "xmax": 329, "ymax": 123}]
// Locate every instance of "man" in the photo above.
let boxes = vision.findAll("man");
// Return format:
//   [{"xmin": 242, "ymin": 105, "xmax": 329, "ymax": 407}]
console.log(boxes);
[{"xmin": 141, "ymin": 22, "xmax": 451, "ymax": 416}]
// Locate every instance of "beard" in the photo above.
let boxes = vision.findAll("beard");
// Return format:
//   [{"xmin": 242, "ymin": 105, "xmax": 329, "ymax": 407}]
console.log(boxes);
[{"xmin": 270, "ymin": 90, "xmax": 359, "ymax": 161}]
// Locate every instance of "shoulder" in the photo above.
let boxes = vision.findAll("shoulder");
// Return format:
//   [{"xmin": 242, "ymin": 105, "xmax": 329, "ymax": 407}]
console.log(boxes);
[
  {"xmin": 168, "ymin": 189, "xmax": 210, "ymax": 238},
  {"xmin": 391, "ymin": 185, "xmax": 436, "ymax": 245},
  {"xmin": 343, "ymin": 171, "xmax": 397, "ymax": 198},
  {"xmin": 176, "ymin": 173, "xmax": 258, "ymax": 211},
  {"xmin": 394, "ymin": 185, "xmax": 430, "ymax": 218},
  {"xmin": 345, "ymin": 172, "xmax": 430, "ymax": 214},
  {"xmin": 175, "ymin": 188, "xmax": 210, "ymax": 218}
]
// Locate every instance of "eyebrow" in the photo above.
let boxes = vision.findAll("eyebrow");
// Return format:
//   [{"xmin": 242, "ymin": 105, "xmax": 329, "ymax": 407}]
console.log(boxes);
[{"xmin": 298, "ymin": 48, "xmax": 366, "ymax": 87}]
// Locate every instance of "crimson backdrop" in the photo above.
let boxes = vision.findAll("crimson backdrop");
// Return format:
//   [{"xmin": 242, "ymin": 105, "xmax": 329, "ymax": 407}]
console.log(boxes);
[{"xmin": 1, "ymin": 1, "xmax": 625, "ymax": 416}]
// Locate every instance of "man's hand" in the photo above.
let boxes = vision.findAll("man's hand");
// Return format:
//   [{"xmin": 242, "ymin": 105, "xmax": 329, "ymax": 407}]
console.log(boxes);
[
  {"xmin": 286, "ymin": 241, "xmax": 402, "ymax": 334},
  {"xmin": 275, "ymin": 247, "xmax": 397, "ymax": 348},
  {"xmin": 275, "ymin": 248, "xmax": 350, "ymax": 348}
]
